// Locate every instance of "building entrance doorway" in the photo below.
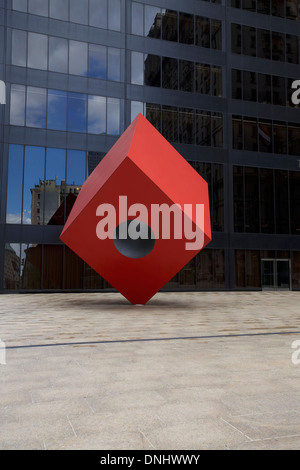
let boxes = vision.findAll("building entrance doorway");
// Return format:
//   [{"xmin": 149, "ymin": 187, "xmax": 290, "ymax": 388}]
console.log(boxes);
[{"xmin": 261, "ymin": 259, "xmax": 291, "ymax": 290}]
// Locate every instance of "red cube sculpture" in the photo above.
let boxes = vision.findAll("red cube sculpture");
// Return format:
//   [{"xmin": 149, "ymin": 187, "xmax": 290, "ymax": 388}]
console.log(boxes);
[{"xmin": 60, "ymin": 114, "xmax": 211, "ymax": 304}]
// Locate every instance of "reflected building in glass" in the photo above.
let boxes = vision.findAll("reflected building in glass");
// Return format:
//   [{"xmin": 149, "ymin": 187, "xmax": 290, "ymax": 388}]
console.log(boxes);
[{"xmin": 0, "ymin": 0, "xmax": 300, "ymax": 293}]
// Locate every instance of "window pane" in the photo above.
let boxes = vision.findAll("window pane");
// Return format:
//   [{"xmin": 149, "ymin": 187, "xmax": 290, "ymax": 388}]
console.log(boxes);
[
  {"xmin": 232, "ymin": 115, "xmax": 243, "ymax": 150},
  {"xmin": 272, "ymin": 0, "xmax": 284, "ymax": 17},
  {"xmin": 244, "ymin": 117, "xmax": 258, "ymax": 151},
  {"xmin": 144, "ymin": 54, "xmax": 161, "ymax": 87},
  {"xmin": 131, "ymin": 51, "xmax": 144, "ymax": 85},
  {"xmin": 89, "ymin": 44, "xmax": 106, "ymax": 79},
  {"xmin": 179, "ymin": 258, "xmax": 196, "ymax": 287},
  {"xmin": 89, "ymin": 0, "xmax": 107, "ymax": 29},
  {"xmin": 162, "ymin": 106, "xmax": 178, "ymax": 142},
  {"xmin": 107, "ymin": 98, "xmax": 120, "ymax": 135},
  {"xmin": 233, "ymin": 166, "xmax": 244, "ymax": 232},
  {"xmin": 260, "ymin": 168, "xmax": 275, "ymax": 233},
  {"xmin": 286, "ymin": 0, "xmax": 299, "ymax": 20},
  {"xmin": 243, "ymin": 0, "xmax": 256, "ymax": 11},
  {"xmin": 246, "ymin": 251, "xmax": 260, "ymax": 288},
  {"xmin": 44, "ymin": 148, "xmax": 67, "ymax": 225},
  {"xmin": 257, "ymin": 0, "xmax": 270, "ymax": 14},
  {"xmin": 231, "ymin": 24, "xmax": 241, "ymax": 54},
  {"xmin": 12, "ymin": 30, "xmax": 27, "ymax": 67},
  {"xmin": 6, "ymin": 145, "xmax": 24, "ymax": 224},
  {"xmin": 242, "ymin": 26, "xmax": 256, "ymax": 57},
  {"xmin": 28, "ymin": 33, "xmax": 48, "ymax": 70},
  {"xmin": 195, "ymin": 17, "xmax": 210, "ymax": 48},
  {"xmin": 162, "ymin": 9, "xmax": 178, "ymax": 42},
  {"xmin": 214, "ymin": 249, "xmax": 225, "ymax": 288},
  {"xmin": 88, "ymin": 95, "xmax": 106, "ymax": 134},
  {"xmin": 26, "ymin": 87, "xmax": 47, "ymax": 128},
  {"xmin": 68, "ymin": 93, "xmax": 87, "ymax": 133},
  {"xmin": 108, "ymin": 0, "xmax": 121, "ymax": 31},
  {"xmin": 292, "ymin": 252, "xmax": 300, "ymax": 289},
  {"xmin": 196, "ymin": 250, "xmax": 213, "ymax": 289},
  {"xmin": 131, "ymin": 101, "xmax": 144, "ymax": 122},
  {"xmin": 4, "ymin": 244, "xmax": 20, "ymax": 290},
  {"xmin": 273, "ymin": 121, "xmax": 287, "ymax": 154},
  {"xmin": 212, "ymin": 66, "xmax": 222, "ymax": 97},
  {"xmin": 290, "ymin": 172, "xmax": 300, "ymax": 234},
  {"xmin": 179, "ymin": 108, "xmax": 194, "ymax": 144},
  {"xmin": 70, "ymin": 0, "xmax": 88, "ymax": 24},
  {"xmin": 162, "ymin": 57, "xmax": 178, "ymax": 90},
  {"xmin": 195, "ymin": 63, "xmax": 210, "ymax": 94},
  {"xmin": 257, "ymin": 29, "xmax": 271, "ymax": 59},
  {"xmin": 43, "ymin": 245, "xmax": 63, "ymax": 289},
  {"xmin": 272, "ymin": 76, "xmax": 286, "ymax": 106},
  {"xmin": 258, "ymin": 120, "xmax": 273, "ymax": 153},
  {"xmin": 232, "ymin": 69, "xmax": 242, "ymax": 99},
  {"xmin": 243, "ymin": 71, "xmax": 257, "ymax": 102},
  {"xmin": 286, "ymin": 35, "xmax": 299, "ymax": 64},
  {"xmin": 212, "ymin": 112, "xmax": 223, "ymax": 147},
  {"xmin": 28, "ymin": 0, "xmax": 48, "ymax": 16},
  {"xmin": 179, "ymin": 13, "xmax": 194, "ymax": 45},
  {"xmin": 196, "ymin": 110, "xmax": 211, "ymax": 146},
  {"xmin": 212, "ymin": 164, "xmax": 224, "ymax": 232},
  {"xmin": 23, "ymin": 146, "xmax": 45, "ymax": 225},
  {"xmin": 272, "ymin": 32, "xmax": 285, "ymax": 61},
  {"xmin": 275, "ymin": 170, "xmax": 289, "ymax": 234},
  {"xmin": 47, "ymin": 89, "xmax": 67, "ymax": 131},
  {"xmin": 288, "ymin": 123, "xmax": 300, "ymax": 155},
  {"xmin": 69, "ymin": 41, "xmax": 88, "ymax": 76},
  {"xmin": 211, "ymin": 20, "xmax": 222, "ymax": 50},
  {"xmin": 145, "ymin": 5, "xmax": 161, "ymax": 38},
  {"xmin": 132, "ymin": 2, "xmax": 143, "ymax": 36},
  {"xmin": 21, "ymin": 243, "xmax": 42, "ymax": 290},
  {"xmin": 107, "ymin": 48, "xmax": 120, "ymax": 81},
  {"xmin": 235, "ymin": 250, "xmax": 246, "ymax": 287},
  {"xmin": 245, "ymin": 167, "xmax": 259, "ymax": 232},
  {"xmin": 67, "ymin": 150, "xmax": 86, "ymax": 187},
  {"xmin": 10, "ymin": 84, "xmax": 26, "ymax": 126},
  {"xmin": 13, "ymin": 0, "xmax": 27, "ymax": 12},
  {"xmin": 258, "ymin": 74, "xmax": 272, "ymax": 103},
  {"xmin": 49, "ymin": 37, "xmax": 68, "ymax": 73},
  {"xmin": 50, "ymin": 0, "xmax": 69, "ymax": 20},
  {"xmin": 179, "ymin": 60, "xmax": 194, "ymax": 92},
  {"xmin": 145, "ymin": 103, "xmax": 161, "ymax": 133}
]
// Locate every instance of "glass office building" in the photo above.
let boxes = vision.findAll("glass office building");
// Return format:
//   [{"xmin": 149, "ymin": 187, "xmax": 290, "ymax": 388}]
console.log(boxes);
[{"xmin": 0, "ymin": 0, "xmax": 300, "ymax": 293}]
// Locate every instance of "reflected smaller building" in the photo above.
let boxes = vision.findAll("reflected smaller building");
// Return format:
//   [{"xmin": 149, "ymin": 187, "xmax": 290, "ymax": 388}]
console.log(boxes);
[
  {"xmin": 30, "ymin": 179, "xmax": 82, "ymax": 225},
  {"xmin": 3, "ymin": 244, "xmax": 20, "ymax": 290}
]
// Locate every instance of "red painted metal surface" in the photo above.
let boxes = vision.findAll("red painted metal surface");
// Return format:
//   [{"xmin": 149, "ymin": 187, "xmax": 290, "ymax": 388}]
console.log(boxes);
[{"xmin": 60, "ymin": 114, "xmax": 211, "ymax": 304}]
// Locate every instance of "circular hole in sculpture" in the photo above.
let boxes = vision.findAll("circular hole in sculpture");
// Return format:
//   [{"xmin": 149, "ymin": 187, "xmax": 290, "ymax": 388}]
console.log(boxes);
[{"xmin": 113, "ymin": 220, "xmax": 155, "ymax": 259}]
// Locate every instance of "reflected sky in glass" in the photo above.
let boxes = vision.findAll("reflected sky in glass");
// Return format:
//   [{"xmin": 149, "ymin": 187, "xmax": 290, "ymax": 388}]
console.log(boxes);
[
  {"xmin": 69, "ymin": 41, "xmax": 88, "ymax": 76},
  {"xmin": 67, "ymin": 150, "xmax": 86, "ymax": 186},
  {"xmin": 12, "ymin": 30, "xmax": 27, "ymax": 66},
  {"xmin": 89, "ymin": 0, "xmax": 107, "ymax": 29},
  {"xmin": 26, "ymin": 87, "xmax": 47, "ymax": 128},
  {"xmin": 108, "ymin": 0, "xmax": 121, "ymax": 31},
  {"xmin": 49, "ymin": 0, "xmax": 68, "ymax": 20},
  {"xmin": 107, "ymin": 98, "xmax": 120, "ymax": 135},
  {"xmin": 70, "ymin": 0, "xmax": 88, "ymax": 25},
  {"xmin": 89, "ymin": 44, "xmax": 106, "ymax": 79},
  {"xmin": 47, "ymin": 89, "xmax": 67, "ymax": 131},
  {"xmin": 10, "ymin": 84, "xmax": 26, "ymax": 126},
  {"xmin": 49, "ymin": 37, "xmax": 68, "ymax": 73},
  {"xmin": 6, "ymin": 145, "xmax": 23, "ymax": 224},
  {"xmin": 68, "ymin": 93, "xmax": 87, "ymax": 133},
  {"xmin": 28, "ymin": 33, "xmax": 48, "ymax": 70},
  {"xmin": 28, "ymin": 0, "xmax": 48, "ymax": 16},
  {"xmin": 88, "ymin": 95, "xmax": 106, "ymax": 134},
  {"xmin": 108, "ymin": 48, "xmax": 121, "ymax": 81}
]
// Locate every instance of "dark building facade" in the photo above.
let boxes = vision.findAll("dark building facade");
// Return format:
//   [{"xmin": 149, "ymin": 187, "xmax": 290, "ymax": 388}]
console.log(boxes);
[{"xmin": 0, "ymin": 0, "xmax": 300, "ymax": 293}]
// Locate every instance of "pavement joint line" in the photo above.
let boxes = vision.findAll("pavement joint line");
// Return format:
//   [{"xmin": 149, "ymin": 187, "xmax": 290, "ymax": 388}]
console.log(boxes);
[
  {"xmin": 220, "ymin": 417, "xmax": 253, "ymax": 441},
  {"xmin": 3, "ymin": 329, "xmax": 300, "ymax": 351}
]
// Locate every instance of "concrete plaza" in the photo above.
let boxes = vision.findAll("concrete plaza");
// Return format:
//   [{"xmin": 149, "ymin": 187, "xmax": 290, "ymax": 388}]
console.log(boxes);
[{"xmin": 1, "ymin": 291, "xmax": 300, "ymax": 450}]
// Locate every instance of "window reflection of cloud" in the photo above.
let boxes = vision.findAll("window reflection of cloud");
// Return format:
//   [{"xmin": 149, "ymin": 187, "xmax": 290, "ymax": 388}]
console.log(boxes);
[
  {"xmin": 26, "ymin": 87, "xmax": 46, "ymax": 128},
  {"xmin": 88, "ymin": 96, "xmax": 106, "ymax": 134}
]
